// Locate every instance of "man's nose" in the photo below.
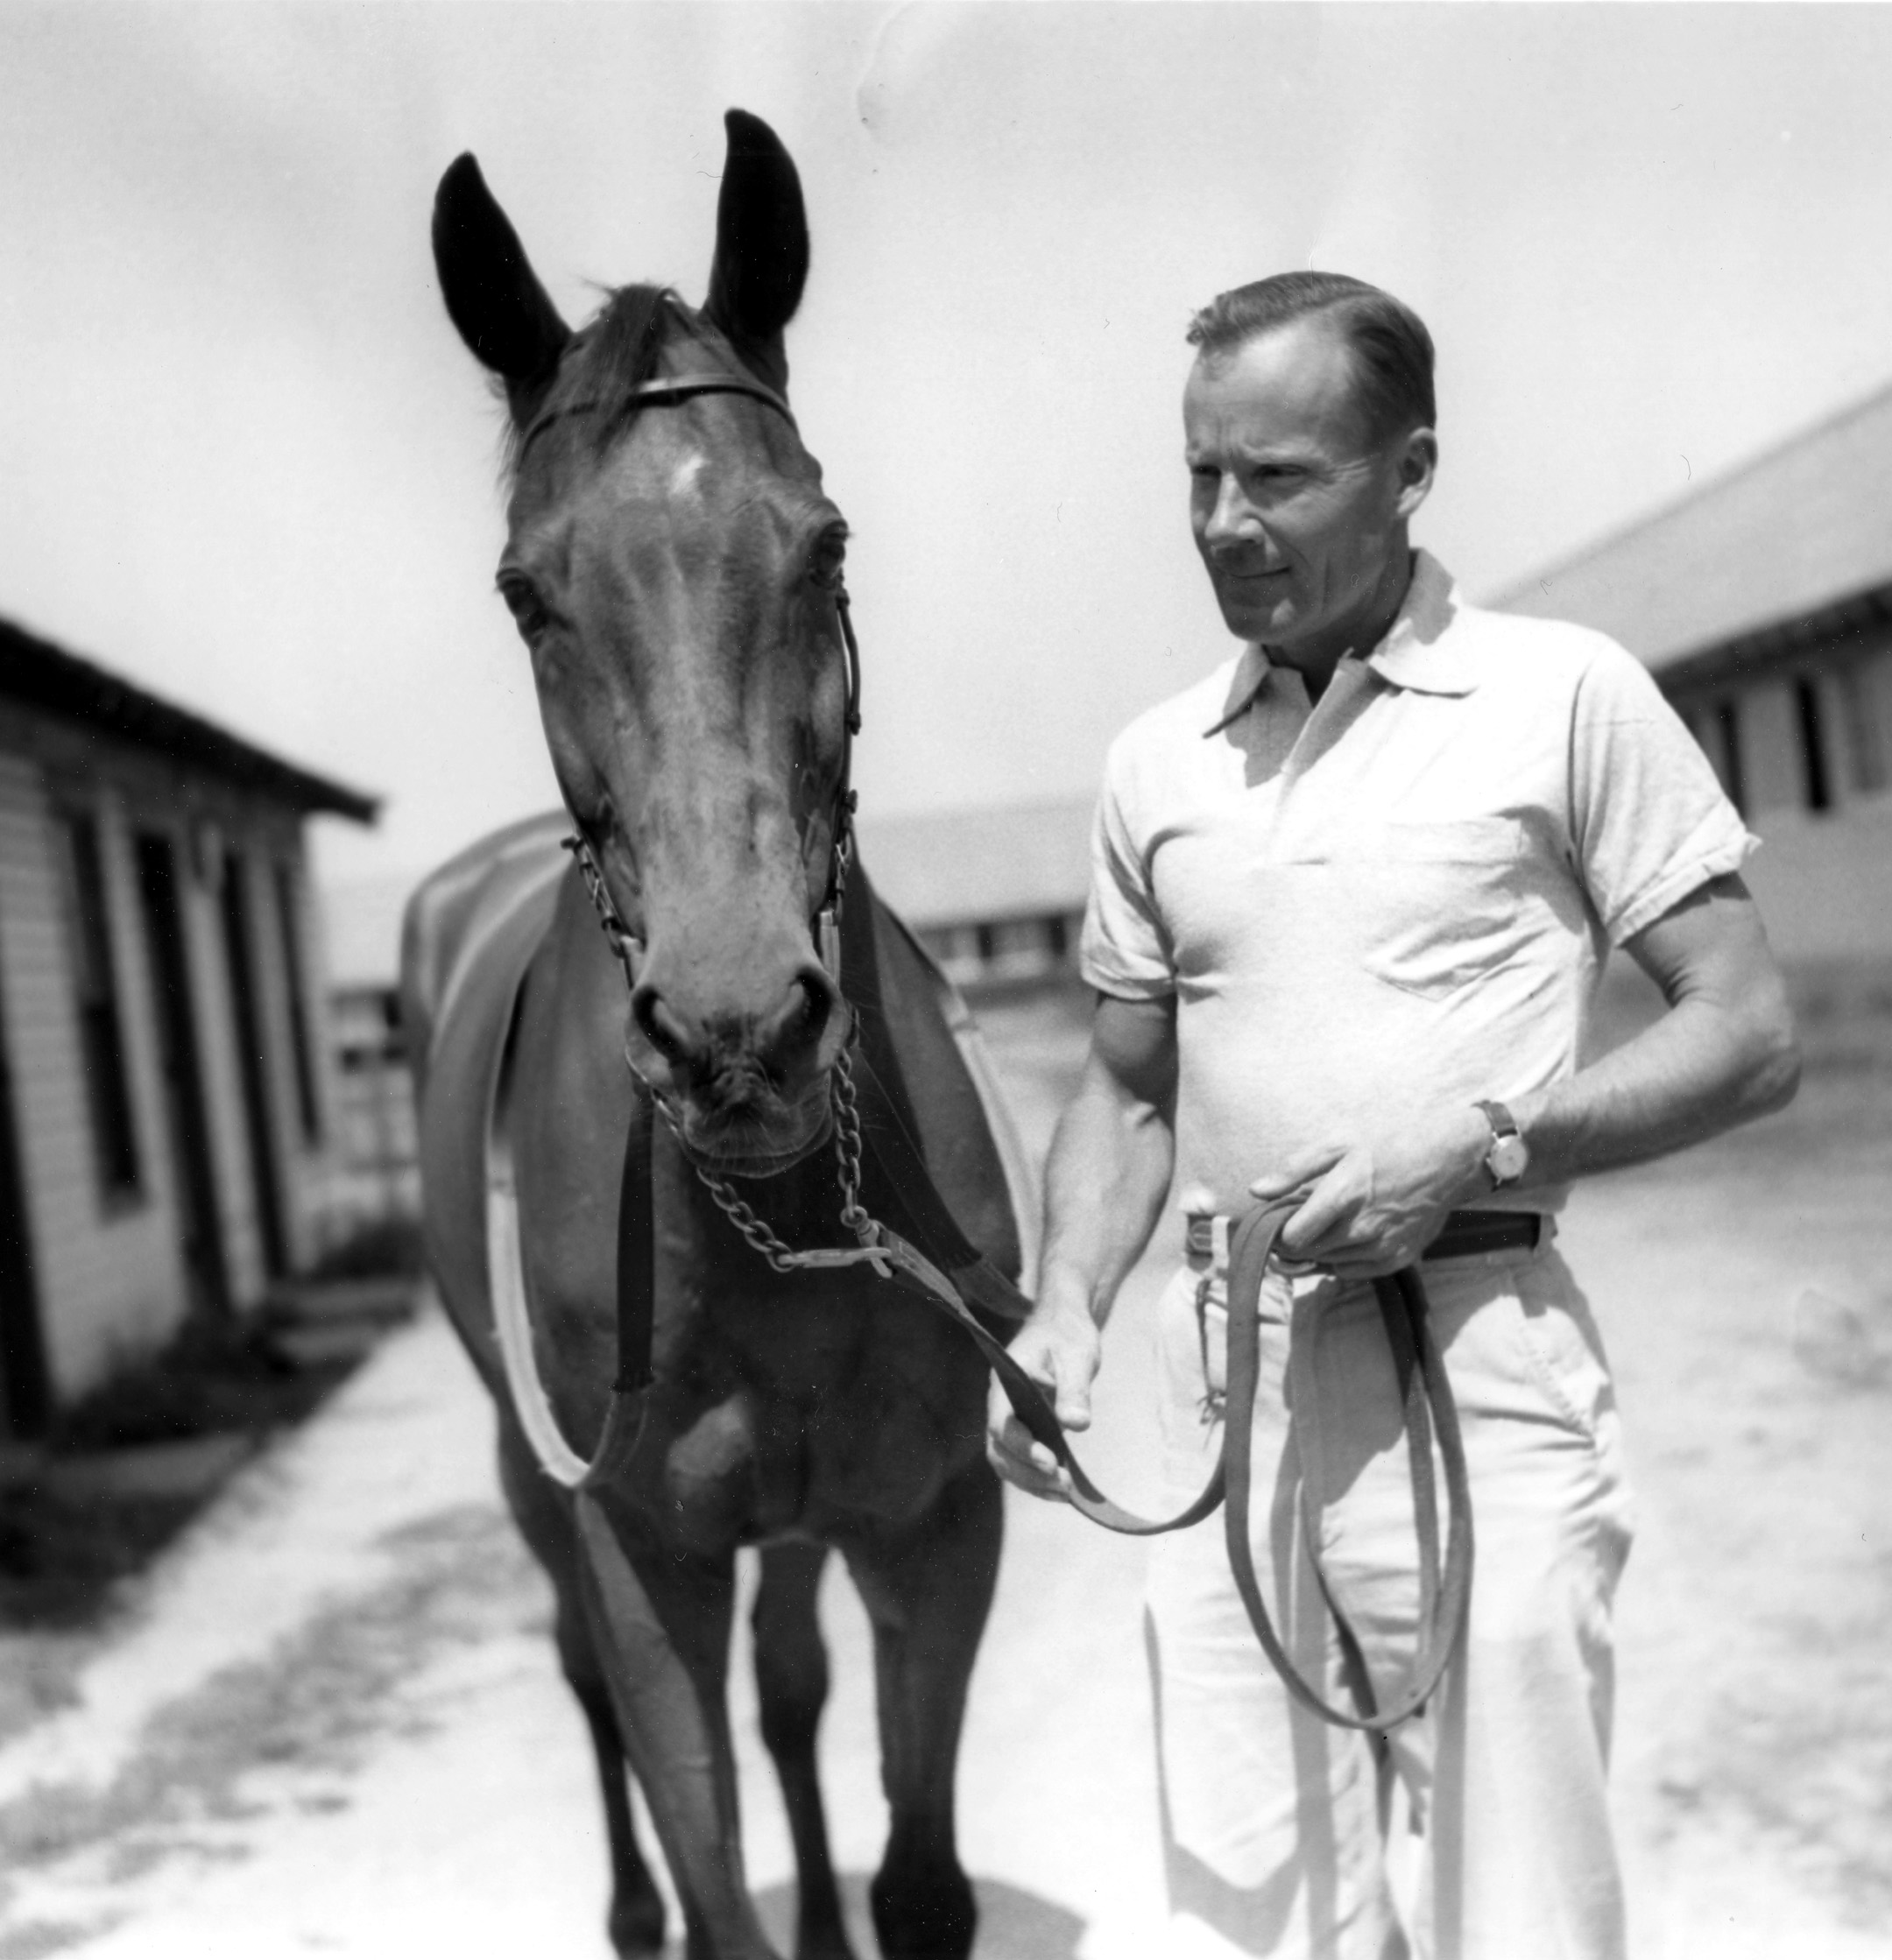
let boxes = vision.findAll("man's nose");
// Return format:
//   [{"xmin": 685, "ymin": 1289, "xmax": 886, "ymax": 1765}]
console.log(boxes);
[{"xmin": 1203, "ymin": 474, "xmax": 1259, "ymax": 550}]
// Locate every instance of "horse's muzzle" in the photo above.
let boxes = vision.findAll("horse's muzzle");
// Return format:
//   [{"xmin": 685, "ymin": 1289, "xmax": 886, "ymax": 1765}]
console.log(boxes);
[{"xmin": 659, "ymin": 1076, "xmax": 837, "ymax": 1179}]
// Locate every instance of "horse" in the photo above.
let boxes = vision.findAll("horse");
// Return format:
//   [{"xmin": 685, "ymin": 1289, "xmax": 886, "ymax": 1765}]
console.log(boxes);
[{"xmin": 399, "ymin": 111, "xmax": 1039, "ymax": 1960}]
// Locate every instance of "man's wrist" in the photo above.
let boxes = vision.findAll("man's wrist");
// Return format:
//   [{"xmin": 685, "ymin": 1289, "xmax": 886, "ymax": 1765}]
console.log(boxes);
[
  {"xmin": 1469, "ymin": 1098, "xmax": 1530, "ymax": 1193},
  {"xmin": 1032, "ymin": 1269, "xmax": 1107, "ymax": 1333}
]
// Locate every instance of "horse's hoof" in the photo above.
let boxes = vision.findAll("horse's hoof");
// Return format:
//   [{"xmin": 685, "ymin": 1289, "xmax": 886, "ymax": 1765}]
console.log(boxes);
[
  {"xmin": 870, "ymin": 1865, "xmax": 976, "ymax": 1960},
  {"xmin": 609, "ymin": 1889, "xmax": 667, "ymax": 1957}
]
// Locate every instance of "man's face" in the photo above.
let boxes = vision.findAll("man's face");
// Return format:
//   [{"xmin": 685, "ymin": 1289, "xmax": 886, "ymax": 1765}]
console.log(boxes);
[{"xmin": 1183, "ymin": 319, "xmax": 1431, "ymax": 666}]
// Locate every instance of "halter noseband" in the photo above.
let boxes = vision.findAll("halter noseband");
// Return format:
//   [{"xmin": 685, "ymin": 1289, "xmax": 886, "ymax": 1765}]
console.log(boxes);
[{"xmin": 546, "ymin": 359, "xmax": 860, "ymax": 993}]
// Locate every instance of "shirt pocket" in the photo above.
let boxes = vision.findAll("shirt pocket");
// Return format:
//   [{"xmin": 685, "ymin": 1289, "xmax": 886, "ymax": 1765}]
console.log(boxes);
[{"xmin": 1332, "ymin": 816, "xmax": 1532, "ymax": 1001}]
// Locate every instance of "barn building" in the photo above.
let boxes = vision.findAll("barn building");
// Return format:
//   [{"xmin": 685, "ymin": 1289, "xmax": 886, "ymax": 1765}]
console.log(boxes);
[
  {"xmin": 1490, "ymin": 381, "xmax": 1892, "ymax": 976},
  {"xmin": 858, "ymin": 799, "xmax": 1092, "ymax": 989},
  {"xmin": 0, "ymin": 617, "xmax": 377, "ymax": 1440}
]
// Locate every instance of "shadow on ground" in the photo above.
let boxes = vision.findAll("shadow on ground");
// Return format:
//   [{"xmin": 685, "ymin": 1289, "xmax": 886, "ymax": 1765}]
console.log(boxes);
[{"xmin": 752, "ymin": 1872, "xmax": 1087, "ymax": 1960}]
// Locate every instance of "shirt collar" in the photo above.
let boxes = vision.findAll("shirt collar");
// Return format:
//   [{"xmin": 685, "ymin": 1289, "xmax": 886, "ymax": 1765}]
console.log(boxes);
[
  {"xmin": 1201, "ymin": 548, "xmax": 1475, "ymax": 738},
  {"xmin": 1363, "ymin": 550, "xmax": 1477, "ymax": 695}
]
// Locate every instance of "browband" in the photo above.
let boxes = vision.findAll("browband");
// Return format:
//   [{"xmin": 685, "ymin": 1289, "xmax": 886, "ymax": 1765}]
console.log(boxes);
[{"xmin": 519, "ymin": 369, "xmax": 798, "ymax": 462}]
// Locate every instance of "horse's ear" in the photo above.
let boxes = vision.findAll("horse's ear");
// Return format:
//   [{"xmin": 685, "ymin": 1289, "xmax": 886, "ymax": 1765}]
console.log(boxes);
[
  {"xmin": 432, "ymin": 153, "xmax": 571, "ymax": 412},
  {"xmin": 703, "ymin": 109, "xmax": 808, "ymax": 377}
]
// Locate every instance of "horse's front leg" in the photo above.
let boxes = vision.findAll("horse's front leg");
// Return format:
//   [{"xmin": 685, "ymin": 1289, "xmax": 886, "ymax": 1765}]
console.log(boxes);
[
  {"xmin": 497, "ymin": 1425, "xmax": 668, "ymax": 1956},
  {"xmin": 752, "ymin": 1542, "xmax": 856, "ymax": 1960},
  {"xmin": 575, "ymin": 1489, "xmax": 775, "ymax": 1960},
  {"xmin": 844, "ymin": 1459, "xmax": 1005, "ymax": 1960}
]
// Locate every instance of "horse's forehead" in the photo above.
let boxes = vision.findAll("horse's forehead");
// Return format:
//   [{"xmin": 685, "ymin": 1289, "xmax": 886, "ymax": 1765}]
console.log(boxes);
[
  {"xmin": 667, "ymin": 451, "xmax": 710, "ymax": 500},
  {"xmin": 510, "ymin": 412, "xmax": 825, "ymax": 555}
]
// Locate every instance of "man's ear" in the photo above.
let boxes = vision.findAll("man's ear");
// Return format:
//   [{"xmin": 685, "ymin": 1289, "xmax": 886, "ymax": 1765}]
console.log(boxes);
[
  {"xmin": 1394, "ymin": 427, "xmax": 1438, "ymax": 520},
  {"xmin": 433, "ymin": 153, "xmax": 571, "ymax": 419},
  {"xmin": 702, "ymin": 109, "xmax": 808, "ymax": 392}
]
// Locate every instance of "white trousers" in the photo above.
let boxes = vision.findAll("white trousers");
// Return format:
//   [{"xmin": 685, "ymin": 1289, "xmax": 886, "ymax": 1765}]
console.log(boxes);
[{"xmin": 1146, "ymin": 1233, "xmax": 1634, "ymax": 1960}]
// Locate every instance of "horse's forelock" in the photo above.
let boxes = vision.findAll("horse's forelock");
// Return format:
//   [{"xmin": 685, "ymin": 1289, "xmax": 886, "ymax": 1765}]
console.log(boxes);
[{"xmin": 503, "ymin": 284, "xmax": 687, "ymax": 476}]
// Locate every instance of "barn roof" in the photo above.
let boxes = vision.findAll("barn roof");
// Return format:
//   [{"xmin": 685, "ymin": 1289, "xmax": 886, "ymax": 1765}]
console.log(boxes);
[
  {"xmin": 857, "ymin": 797, "xmax": 1093, "ymax": 929},
  {"xmin": 0, "ymin": 615, "xmax": 378, "ymax": 822},
  {"xmin": 1485, "ymin": 379, "xmax": 1892, "ymax": 675}
]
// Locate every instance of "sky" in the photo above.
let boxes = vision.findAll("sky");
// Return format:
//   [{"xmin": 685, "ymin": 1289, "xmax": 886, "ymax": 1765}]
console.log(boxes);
[{"xmin": 5, "ymin": 3, "xmax": 1892, "ymax": 904}]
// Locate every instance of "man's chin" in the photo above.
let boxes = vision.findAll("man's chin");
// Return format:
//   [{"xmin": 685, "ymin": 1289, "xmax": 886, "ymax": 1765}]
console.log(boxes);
[{"xmin": 1217, "ymin": 596, "xmax": 1296, "ymax": 645}]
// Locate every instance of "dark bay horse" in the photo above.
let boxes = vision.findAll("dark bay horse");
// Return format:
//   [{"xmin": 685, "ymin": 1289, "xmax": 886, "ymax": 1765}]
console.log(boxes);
[{"xmin": 401, "ymin": 112, "xmax": 1035, "ymax": 1960}]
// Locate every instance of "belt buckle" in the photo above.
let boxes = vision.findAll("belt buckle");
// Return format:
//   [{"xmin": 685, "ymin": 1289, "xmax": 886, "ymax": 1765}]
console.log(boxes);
[{"xmin": 1183, "ymin": 1213, "xmax": 1232, "ymax": 1271}]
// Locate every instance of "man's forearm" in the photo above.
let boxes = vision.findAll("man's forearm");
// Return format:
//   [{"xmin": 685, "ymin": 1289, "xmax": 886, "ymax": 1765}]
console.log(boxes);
[
  {"xmin": 1511, "ymin": 989, "xmax": 1797, "ymax": 1189},
  {"xmin": 1510, "ymin": 884, "xmax": 1800, "ymax": 1189},
  {"xmin": 1037, "ymin": 1068, "xmax": 1176, "ymax": 1329}
]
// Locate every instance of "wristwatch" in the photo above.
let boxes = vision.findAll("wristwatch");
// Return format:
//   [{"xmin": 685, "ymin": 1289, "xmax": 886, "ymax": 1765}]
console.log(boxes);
[{"xmin": 1474, "ymin": 1100, "xmax": 1529, "ymax": 1189}]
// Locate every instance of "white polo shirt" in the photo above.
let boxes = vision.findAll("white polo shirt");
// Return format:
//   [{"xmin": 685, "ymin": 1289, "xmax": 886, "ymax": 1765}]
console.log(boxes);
[{"xmin": 1079, "ymin": 550, "xmax": 1755, "ymax": 1218}]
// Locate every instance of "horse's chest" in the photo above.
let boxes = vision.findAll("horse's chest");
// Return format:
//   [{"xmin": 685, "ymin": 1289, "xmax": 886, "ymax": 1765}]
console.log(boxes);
[{"xmin": 653, "ymin": 1293, "xmax": 986, "ymax": 1550}]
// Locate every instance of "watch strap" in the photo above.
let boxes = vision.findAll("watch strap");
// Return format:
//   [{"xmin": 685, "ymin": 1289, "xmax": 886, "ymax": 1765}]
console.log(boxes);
[{"xmin": 1475, "ymin": 1098, "xmax": 1518, "ymax": 1140}]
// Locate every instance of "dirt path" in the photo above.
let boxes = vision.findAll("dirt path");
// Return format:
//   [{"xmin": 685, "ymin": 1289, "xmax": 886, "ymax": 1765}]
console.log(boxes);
[{"xmin": 0, "ymin": 991, "xmax": 1888, "ymax": 1959}]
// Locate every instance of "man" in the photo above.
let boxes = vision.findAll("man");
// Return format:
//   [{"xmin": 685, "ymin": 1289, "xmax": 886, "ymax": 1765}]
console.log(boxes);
[{"xmin": 987, "ymin": 273, "xmax": 1799, "ymax": 1960}]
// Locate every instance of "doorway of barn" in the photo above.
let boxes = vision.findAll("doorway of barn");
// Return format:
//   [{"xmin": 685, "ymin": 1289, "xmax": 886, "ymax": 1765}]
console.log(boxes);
[
  {"xmin": 0, "ymin": 944, "xmax": 49, "ymax": 1439},
  {"xmin": 218, "ymin": 853, "xmax": 288, "ymax": 1280},
  {"xmin": 135, "ymin": 832, "xmax": 230, "ymax": 1321}
]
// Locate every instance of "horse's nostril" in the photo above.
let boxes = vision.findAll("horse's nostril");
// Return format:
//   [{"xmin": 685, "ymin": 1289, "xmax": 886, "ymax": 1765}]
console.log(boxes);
[
  {"xmin": 753, "ymin": 964, "xmax": 844, "ymax": 1082},
  {"xmin": 797, "ymin": 973, "xmax": 832, "ymax": 1043},
  {"xmin": 633, "ymin": 988, "xmax": 694, "ymax": 1067}
]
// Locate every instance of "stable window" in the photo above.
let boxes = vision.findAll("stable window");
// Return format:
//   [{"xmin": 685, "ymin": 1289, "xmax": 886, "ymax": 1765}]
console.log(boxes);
[
  {"xmin": 272, "ymin": 861, "xmax": 323, "ymax": 1146},
  {"xmin": 53, "ymin": 811, "xmax": 143, "ymax": 1197},
  {"xmin": 1793, "ymin": 676, "xmax": 1833, "ymax": 813}
]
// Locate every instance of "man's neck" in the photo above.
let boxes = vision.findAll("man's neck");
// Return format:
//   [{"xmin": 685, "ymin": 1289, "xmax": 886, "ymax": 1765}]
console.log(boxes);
[{"xmin": 1267, "ymin": 549, "xmax": 1416, "ymax": 704}]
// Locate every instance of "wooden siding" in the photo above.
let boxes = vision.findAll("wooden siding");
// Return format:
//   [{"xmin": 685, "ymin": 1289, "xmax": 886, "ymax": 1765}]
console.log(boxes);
[
  {"xmin": 0, "ymin": 758, "xmax": 183, "ymax": 1399},
  {"xmin": 1744, "ymin": 800, "xmax": 1892, "ymax": 963},
  {"xmin": 0, "ymin": 698, "xmax": 358, "ymax": 1407},
  {"xmin": 1738, "ymin": 681, "xmax": 1803, "ymax": 821}
]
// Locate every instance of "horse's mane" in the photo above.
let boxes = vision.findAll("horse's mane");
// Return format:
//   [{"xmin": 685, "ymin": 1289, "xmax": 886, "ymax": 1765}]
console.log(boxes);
[{"xmin": 503, "ymin": 283, "xmax": 688, "ymax": 475}]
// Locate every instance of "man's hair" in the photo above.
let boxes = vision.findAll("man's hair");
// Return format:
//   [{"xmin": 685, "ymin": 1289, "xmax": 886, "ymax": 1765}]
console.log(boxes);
[{"xmin": 1186, "ymin": 272, "xmax": 1436, "ymax": 444}]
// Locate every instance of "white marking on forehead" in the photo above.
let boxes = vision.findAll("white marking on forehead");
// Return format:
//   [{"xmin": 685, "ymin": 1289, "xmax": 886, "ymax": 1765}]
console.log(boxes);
[{"xmin": 668, "ymin": 452, "xmax": 709, "ymax": 498}]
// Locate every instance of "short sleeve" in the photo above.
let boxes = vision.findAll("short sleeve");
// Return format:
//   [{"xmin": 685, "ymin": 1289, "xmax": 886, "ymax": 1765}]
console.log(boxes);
[
  {"xmin": 1077, "ymin": 755, "xmax": 1175, "ymax": 1000},
  {"xmin": 1570, "ymin": 641, "xmax": 1758, "ymax": 946}
]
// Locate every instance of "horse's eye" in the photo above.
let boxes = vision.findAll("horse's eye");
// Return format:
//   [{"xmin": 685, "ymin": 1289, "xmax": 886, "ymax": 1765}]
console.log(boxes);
[
  {"xmin": 498, "ymin": 575, "xmax": 550, "ymax": 643},
  {"xmin": 809, "ymin": 534, "xmax": 847, "ymax": 591}
]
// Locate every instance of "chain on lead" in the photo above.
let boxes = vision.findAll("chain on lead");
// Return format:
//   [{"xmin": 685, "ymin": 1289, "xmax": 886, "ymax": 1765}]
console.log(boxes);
[
  {"xmin": 651, "ymin": 1095, "xmax": 804, "ymax": 1273},
  {"xmin": 831, "ymin": 1047, "xmax": 874, "ymax": 1244},
  {"xmin": 649, "ymin": 1062, "xmax": 885, "ymax": 1273}
]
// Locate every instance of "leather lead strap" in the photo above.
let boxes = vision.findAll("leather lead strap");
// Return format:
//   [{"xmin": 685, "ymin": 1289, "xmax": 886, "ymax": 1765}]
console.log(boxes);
[
  {"xmin": 1222, "ymin": 1216, "xmax": 1475, "ymax": 1732},
  {"xmin": 871, "ymin": 1193, "xmax": 1474, "ymax": 1726},
  {"xmin": 614, "ymin": 1089, "xmax": 658, "ymax": 1395}
]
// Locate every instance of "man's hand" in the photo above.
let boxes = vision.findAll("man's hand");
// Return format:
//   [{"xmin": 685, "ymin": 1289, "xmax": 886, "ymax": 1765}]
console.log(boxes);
[
  {"xmin": 985, "ymin": 1303, "xmax": 1101, "ymax": 1503},
  {"xmin": 1249, "ymin": 1104, "xmax": 1491, "ymax": 1277}
]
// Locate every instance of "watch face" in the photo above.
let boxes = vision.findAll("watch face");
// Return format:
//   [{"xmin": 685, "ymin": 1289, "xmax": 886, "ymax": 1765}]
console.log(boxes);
[{"xmin": 1489, "ymin": 1133, "xmax": 1529, "ymax": 1182}]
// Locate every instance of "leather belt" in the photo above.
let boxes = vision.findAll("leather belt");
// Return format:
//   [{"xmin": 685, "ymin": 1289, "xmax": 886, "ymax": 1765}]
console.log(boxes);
[{"xmin": 1186, "ymin": 1207, "xmax": 1540, "ymax": 1269}]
